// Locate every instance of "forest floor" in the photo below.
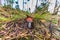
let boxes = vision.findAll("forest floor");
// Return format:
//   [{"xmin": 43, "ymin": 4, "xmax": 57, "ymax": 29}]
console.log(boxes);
[{"xmin": 0, "ymin": 6, "xmax": 60, "ymax": 40}]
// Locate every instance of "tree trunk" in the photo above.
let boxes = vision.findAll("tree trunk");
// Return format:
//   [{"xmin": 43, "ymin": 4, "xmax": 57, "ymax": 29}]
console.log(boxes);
[
  {"xmin": 53, "ymin": 0, "xmax": 58, "ymax": 15},
  {"xmin": 36, "ymin": 0, "xmax": 38, "ymax": 8},
  {"xmin": 23, "ymin": 0, "xmax": 24, "ymax": 10}
]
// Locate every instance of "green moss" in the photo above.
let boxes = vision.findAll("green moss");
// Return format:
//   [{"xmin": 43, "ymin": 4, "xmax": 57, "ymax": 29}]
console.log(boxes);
[
  {"xmin": 52, "ymin": 19, "xmax": 58, "ymax": 24},
  {"xmin": 0, "ymin": 17, "xmax": 11, "ymax": 22}
]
